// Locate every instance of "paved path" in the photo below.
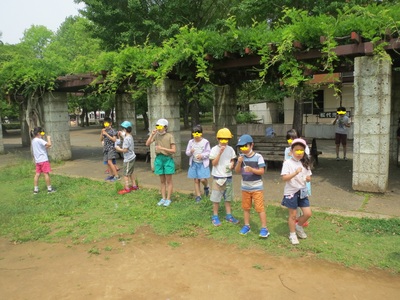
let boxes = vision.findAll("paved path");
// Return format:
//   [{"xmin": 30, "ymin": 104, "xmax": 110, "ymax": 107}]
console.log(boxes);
[{"xmin": 2, "ymin": 127, "xmax": 400, "ymax": 218}]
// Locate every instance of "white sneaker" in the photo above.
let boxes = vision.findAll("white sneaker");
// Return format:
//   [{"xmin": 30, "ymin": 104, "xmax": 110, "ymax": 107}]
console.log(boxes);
[
  {"xmin": 289, "ymin": 234, "xmax": 299, "ymax": 245},
  {"xmin": 296, "ymin": 224, "xmax": 307, "ymax": 239},
  {"xmin": 157, "ymin": 199, "xmax": 166, "ymax": 206}
]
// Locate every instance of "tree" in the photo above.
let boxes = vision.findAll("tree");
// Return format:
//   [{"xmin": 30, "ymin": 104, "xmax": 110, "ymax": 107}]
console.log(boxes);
[{"xmin": 75, "ymin": 0, "xmax": 241, "ymax": 50}]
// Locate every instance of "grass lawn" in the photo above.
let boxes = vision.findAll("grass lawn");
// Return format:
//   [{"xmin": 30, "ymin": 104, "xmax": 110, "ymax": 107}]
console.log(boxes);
[{"xmin": 1, "ymin": 161, "xmax": 399, "ymax": 274}]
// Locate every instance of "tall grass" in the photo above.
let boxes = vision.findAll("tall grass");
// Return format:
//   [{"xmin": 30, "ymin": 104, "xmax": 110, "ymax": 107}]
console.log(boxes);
[{"xmin": 0, "ymin": 162, "xmax": 399, "ymax": 273}]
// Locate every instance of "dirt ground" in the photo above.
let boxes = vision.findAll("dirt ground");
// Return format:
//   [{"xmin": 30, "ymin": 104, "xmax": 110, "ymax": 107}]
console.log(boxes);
[
  {"xmin": 1, "ymin": 228, "xmax": 399, "ymax": 300},
  {"xmin": 1, "ymin": 127, "xmax": 400, "ymax": 299}
]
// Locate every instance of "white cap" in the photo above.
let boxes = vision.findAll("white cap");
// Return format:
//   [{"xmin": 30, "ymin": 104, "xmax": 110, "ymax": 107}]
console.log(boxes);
[{"xmin": 156, "ymin": 118, "xmax": 168, "ymax": 127}]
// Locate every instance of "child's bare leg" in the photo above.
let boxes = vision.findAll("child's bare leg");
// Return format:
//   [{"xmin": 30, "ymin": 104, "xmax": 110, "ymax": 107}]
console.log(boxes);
[
  {"xmin": 213, "ymin": 202, "xmax": 219, "ymax": 215},
  {"xmin": 165, "ymin": 174, "xmax": 173, "ymax": 200},
  {"xmin": 243, "ymin": 209, "xmax": 251, "ymax": 225},
  {"xmin": 43, "ymin": 173, "xmax": 51, "ymax": 186},
  {"xmin": 224, "ymin": 201, "xmax": 232, "ymax": 215},
  {"xmin": 108, "ymin": 160, "xmax": 118, "ymax": 177},
  {"xmin": 288, "ymin": 208, "xmax": 297, "ymax": 233},
  {"xmin": 259, "ymin": 211, "xmax": 267, "ymax": 228},
  {"xmin": 194, "ymin": 179, "xmax": 201, "ymax": 197},
  {"xmin": 34, "ymin": 173, "xmax": 40, "ymax": 187},
  {"xmin": 297, "ymin": 207, "xmax": 312, "ymax": 226},
  {"xmin": 159, "ymin": 175, "xmax": 166, "ymax": 199}
]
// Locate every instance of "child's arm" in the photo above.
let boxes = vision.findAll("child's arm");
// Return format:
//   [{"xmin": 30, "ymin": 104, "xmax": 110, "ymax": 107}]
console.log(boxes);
[
  {"xmin": 185, "ymin": 140, "xmax": 193, "ymax": 157},
  {"xmin": 282, "ymin": 167, "xmax": 302, "ymax": 182},
  {"xmin": 45, "ymin": 136, "xmax": 52, "ymax": 148},
  {"xmin": 156, "ymin": 143, "xmax": 176, "ymax": 154},
  {"xmin": 234, "ymin": 156, "xmax": 243, "ymax": 173},
  {"xmin": 146, "ymin": 130, "xmax": 157, "ymax": 146},
  {"xmin": 244, "ymin": 165, "xmax": 264, "ymax": 175}
]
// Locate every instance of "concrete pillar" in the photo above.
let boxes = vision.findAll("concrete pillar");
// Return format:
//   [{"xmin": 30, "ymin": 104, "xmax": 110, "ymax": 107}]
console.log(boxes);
[
  {"xmin": 20, "ymin": 100, "xmax": 31, "ymax": 147},
  {"xmin": 214, "ymin": 85, "xmax": 237, "ymax": 144},
  {"xmin": 390, "ymin": 71, "xmax": 400, "ymax": 164},
  {"xmin": 147, "ymin": 79, "xmax": 182, "ymax": 170},
  {"xmin": 115, "ymin": 93, "xmax": 136, "ymax": 135},
  {"xmin": 353, "ymin": 56, "xmax": 391, "ymax": 192},
  {"xmin": 42, "ymin": 92, "xmax": 72, "ymax": 161}
]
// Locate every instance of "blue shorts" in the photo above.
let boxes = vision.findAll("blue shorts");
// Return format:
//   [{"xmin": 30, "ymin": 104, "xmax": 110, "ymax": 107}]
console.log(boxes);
[
  {"xmin": 103, "ymin": 158, "xmax": 117, "ymax": 165},
  {"xmin": 188, "ymin": 162, "xmax": 210, "ymax": 179},
  {"xmin": 281, "ymin": 191, "xmax": 310, "ymax": 209},
  {"xmin": 154, "ymin": 154, "xmax": 175, "ymax": 175}
]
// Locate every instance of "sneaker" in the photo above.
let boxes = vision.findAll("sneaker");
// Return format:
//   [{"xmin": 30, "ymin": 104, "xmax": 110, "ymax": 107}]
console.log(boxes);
[
  {"xmin": 212, "ymin": 216, "xmax": 221, "ymax": 227},
  {"xmin": 295, "ymin": 224, "xmax": 307, "ymax": 239},
  {"xmin": 163, "ymin": 200, "xmax": 172, "ymax": 207},
  {"xmin": 225, "ymin": 215, "xmax": 239, "ymax": 224},
  {"xmin": 204, "ymin": 187, "xmax": 210, "ymax": 197},
  {"xmin": 105, "ymin": 176, "xmax": 114, "ymax": 181},
  {"xmin": 289, "ymin": 234, "xmax": 300, "ymax": 245},
  {"xmin": 118, "ymin": 188, "xmax": 131, "ymax": 195},
  {"xmin": 240, "ymin": 225, "xmax": 251, "ymax": 235},
  {"xmin": 195, "ymin": 196, "xmax": 201, "ymax": 203},
  {"xmin": 109, "ymin": 176, "xmax": 121, "ymax": 182},
  {"xmin": 259, "ymin": 228, "xmax": 270, "ymax": 238},
  {"xmin": 344, "ymin": 157, "xmax": 348, "ymax": 161},
  {"xmin": 33, "ymin": 190, "xmax": 39, "ymax": 194},
  {"xmin": 336, "ymin": 157, "xmax": 340, "ymax": 161},
  {"xmin": 47, "ymin": 188, "xmax": 56, "ymax": 194},
  {"xmin": 130, "ymin": 186, "xmax": 139, "ymax": 191},
  {"xmin": 157, "ymin": 199, "xmax": 166, "ymax": 206}
]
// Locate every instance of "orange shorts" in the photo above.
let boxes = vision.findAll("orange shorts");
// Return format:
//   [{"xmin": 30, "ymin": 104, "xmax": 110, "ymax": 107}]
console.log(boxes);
[{"xmin": 241, "ymin": 190, "xmax": 265, "ymax": 213}]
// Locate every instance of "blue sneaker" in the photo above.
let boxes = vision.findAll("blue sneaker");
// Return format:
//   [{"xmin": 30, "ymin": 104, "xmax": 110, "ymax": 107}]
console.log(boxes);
[
  {"xmin": 212, "ymin": 216, "xmax": 221, "ymax": 227},
  {"xmin": 157, "ymin": 199, "xmax": 166, "ymax": 206},
  {"xmin": 105, "ymin": 176, "xmax": 114, "ymax": 181},
  {"xmin": 163, "ymin": 200, "xmax": 172, "ymax": 207},
  {"xmin": 195, "ymin": 196, "xmax": 201, "ymax": 203},
  {"xmin": 259, "ymin": 228, "xmax": 270, "ymax": 238},
  {"xmin": 225, "ymin": 215, "xmax": 239, "ymax": 224},
  {"xmin": 108, "ymin": 176, "xmax": 120, "ymax": 182},
  {"xmin": 204, "ymin": 187, "xmax": 210, "ymax": 197},
  {"xmin": 240, "ymin": 225, "xmax": 251, "ymax": 235}
]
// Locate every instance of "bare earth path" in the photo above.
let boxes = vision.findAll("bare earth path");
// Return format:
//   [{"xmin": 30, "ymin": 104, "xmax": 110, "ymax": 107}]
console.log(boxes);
[
  {"xmin": 1, "ymin": 128, "xmax": 399, "ymax": 299},
  {"xmin": 0, "ymin": 228, "xmax": 399, "ymax": 300}
]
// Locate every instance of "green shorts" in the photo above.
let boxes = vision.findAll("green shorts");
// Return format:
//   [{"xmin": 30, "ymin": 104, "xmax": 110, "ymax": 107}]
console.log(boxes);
[{"xmin": 154, "ymin": 154, "xmax": 175, "ymax": 175}]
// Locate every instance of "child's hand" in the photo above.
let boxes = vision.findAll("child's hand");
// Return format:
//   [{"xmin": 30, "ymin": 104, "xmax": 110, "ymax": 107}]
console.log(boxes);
[
  {"xmin": 244, "ymin": 166, "xmax": 252, "ymax": 172},
  {"xmin": 296, "ymin": 167, "xmax": 302, "ymax": 174},
  {"xmin": 151, "ymin": 129, "xmax": 157, "ymax": 136},
  {"xmin": 237, "ymin": 156, "xmax": 244, "ymax": 163},
  {"xmin": 219, "ymin": 145, "xmax": 226, "ymax": 153},
  {"xmin": 306, "ymin": 175, "xmax": 311, "ymax": 182},
  {"xmin": 195, "ymin": 154, "xmax": 202, "ymax": 160}
]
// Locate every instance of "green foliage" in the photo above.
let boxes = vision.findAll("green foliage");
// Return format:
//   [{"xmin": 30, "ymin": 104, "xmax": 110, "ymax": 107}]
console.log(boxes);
[{"xmin": 236, "ymin": 111, "xmax": 257, "ymax": 124}]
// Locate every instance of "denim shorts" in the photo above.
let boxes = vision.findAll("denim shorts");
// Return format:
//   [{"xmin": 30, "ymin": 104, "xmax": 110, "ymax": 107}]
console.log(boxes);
[
  {"xmin": 188, "ymin": 162, "xmax": 210, "ymax": 179},
  {"xmin": 281, "ymin": 191, "xmax": 310, "ymax": 209}
]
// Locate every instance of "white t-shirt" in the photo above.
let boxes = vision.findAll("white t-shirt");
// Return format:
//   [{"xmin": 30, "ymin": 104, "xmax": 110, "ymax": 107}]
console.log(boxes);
[
  {"xmin": 281, "ymin": 157, "xmax": 312, "ymax": 195},
  {"xmin": 32, "ymin": 137, "xmax": 49, "ymax": 163},
  {"xmin": 209, "ymin": 145, "xmax": 236, "ymax": 177}
]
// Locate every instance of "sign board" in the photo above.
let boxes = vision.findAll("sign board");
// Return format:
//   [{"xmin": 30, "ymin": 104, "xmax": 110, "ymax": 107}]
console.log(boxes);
[{"xmin": 319, "ymin": 111, "xmax": 350, "ymax": 118}]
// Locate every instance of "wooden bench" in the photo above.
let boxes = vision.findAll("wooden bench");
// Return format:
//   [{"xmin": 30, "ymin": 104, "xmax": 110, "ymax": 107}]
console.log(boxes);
[
  {"xmin": 251, "ymin": 136, "xmax": 322, "ymax": 166},
  {"xmin": 134, "ymin": 135, "xmax": 150, "ymax": 162}
]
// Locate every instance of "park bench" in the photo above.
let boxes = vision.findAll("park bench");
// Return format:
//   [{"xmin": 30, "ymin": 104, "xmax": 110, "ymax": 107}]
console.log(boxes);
[
  {"xmin": 134, "ymin": 135, "xmax": 150, "ymax": 162},
  {"xmin": 251, "ymin": 136, "xmax": 322, "ymax": 166}
]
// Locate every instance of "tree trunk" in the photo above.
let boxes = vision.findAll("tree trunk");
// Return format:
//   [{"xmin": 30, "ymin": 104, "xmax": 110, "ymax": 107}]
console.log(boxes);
[
  {"xmin": 292, "ymin": 88, "xmax": 304, "ymax": 137},
  {"xmin": 143, "ymin": 112, "xmax": 149, "ymax": 132},
  {"xmin": 190, "ymin": 98, "xmax": 200, "ymax": 127}
]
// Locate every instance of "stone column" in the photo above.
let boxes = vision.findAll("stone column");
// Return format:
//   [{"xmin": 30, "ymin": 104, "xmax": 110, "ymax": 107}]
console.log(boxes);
[
  {"xmin": 353, "ymin": 56, "xmax": 391, "ymax": 192},
  {"xmin": 115, "ymin": 93, "xmax": 136, "ymax": 135},
  {"xmin": 42, "ymin": 92, "xmax": 72, "ymax": 161},
  {"xmin": 214, "ymin": 85, "xmax": 238, "ymax": 144},
  {"xmin": 390, "ymin": 71, "xmax": 400, "ymax": 164},
  {"xmin": 147, "ymin": 79, "xmax": 182, "ymax": 170},
  {"xmin": 0, "ymin": 117, "xmax": 3, "ymax": 154}
]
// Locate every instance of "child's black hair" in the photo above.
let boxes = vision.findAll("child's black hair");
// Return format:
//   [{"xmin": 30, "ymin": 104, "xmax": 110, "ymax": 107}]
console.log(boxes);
[
  {"xmin": 337, "ymin": 106, "xmax": 346, "ymax": 112},
  {"xmin": 125, "ymin": 126, "xmax": 132, "ymax": 133},
  {"xmin": 291, "ymin": 141, "xmax": 311, "ymax": 170},
  {"xmin": 104, "ymin": 117, "xmax": 112, "ymax": 123},
  {"xmin": 286, "ymin": 129, "xmax": 298, "ymax": 140},
  {"xmin": 192, "ymin": 124, "xmax": 203, "ymax": 134},
  {"xmin": 31, "ymin": 127, "xmax": 43, "ymax": 138}
]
